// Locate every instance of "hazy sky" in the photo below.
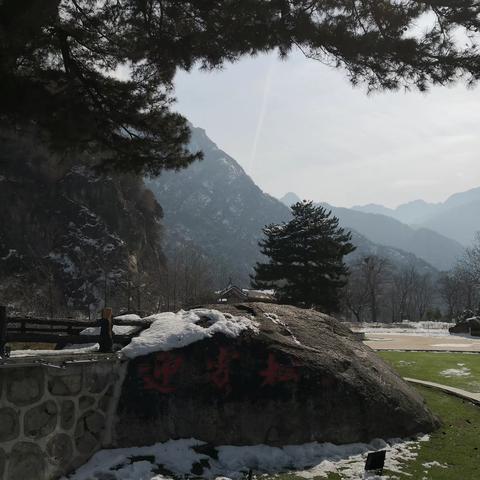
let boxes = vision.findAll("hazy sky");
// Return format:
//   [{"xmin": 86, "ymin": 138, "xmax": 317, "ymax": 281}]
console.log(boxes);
[{"xmin": 173, "ymin": 50, "xmax": 480, "ymax": 208}]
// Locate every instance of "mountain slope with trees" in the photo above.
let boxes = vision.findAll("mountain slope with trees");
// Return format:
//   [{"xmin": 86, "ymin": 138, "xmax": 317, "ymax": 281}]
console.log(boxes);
[
  {"xmin": 146, "ymin": 127, "xmax": 292, "ymax": 285},
  {"xmin": 2, "ymin": 0, "xmax": 480, "ymax": 317},
  {"xmin": 325, "ymin": 205, "xmax": 464, "ymax": 271},
  {"xmin": 149, "ymin": 127, "xmax": 441, "ymax": 286},
  {"xmin": 420, "ymin": 198, "xmax": 480, "ymax": 246}
]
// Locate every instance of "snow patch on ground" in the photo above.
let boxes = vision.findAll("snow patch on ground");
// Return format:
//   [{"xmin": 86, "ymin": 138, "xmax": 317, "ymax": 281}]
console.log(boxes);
[
  {"xmin": 120, "ymin": 309, "xmax": 259, "ymax": 359},
  {"xmin": 114, "ymin": 313, "xmax": 142, "ymax": 322},
  {"xmin": 440, "ymin": 367, "xmax": 471, "ymax": 377},
  {"xmin": 423, "ymin": 460, "xmax": 448, "ymax": 469},
  {"xmin": 352, "ymin": 321, "xmax": 452, "ymax": 337},
  {"xmin": 11, "ymin": 344, "xmax": 99, "ymax": 357},
  {"xmin": 62, "ymin": 436, "xmax": 430, "ymax": 480},
  {"xmin": 80, "ymin": 325, "xmax": 141, "ymax": 336}
]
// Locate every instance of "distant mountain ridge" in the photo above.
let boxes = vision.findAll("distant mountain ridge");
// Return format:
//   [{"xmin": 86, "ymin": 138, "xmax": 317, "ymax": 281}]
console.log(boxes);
[
  {"xmin": 323, "ymin": 204, "xmax": 464, "ymax": 271},
  {"xmin": 281, "ymin": 193, "xmax": 464, "ymax": 271},
  {"xmin": 347, "ymin": 230, "xmax": 438, "ymax": 276},
  {"xmin": 147, "ymin": 126, "xmax": 449, "ymax": 284},
  {"xmin": 353, "ymin": 187, "xmax": 480, "ymax": 245}
]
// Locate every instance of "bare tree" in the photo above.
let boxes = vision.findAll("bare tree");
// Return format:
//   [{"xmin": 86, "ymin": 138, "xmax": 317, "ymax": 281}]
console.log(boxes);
[
  {"xmin": 411, "ymin": 272, "xmax": 434, "ymax": 321},
  {"xmin": 447, "ymin": 232, "xmax": 480, "ymax": 316},
  {"xmin": 438, "ymin": 269, "xmax": 470, "ymax": 320},
  {"xmin": 342, "ymin": 269, "xmax": 370, "ymax": 322},
  {"xmin": 342, "ymin": 255, "xmax": 389, "ymax": 322},
  {"xmin": 388, "ymin": 265, "xmax": 417, "ymax": 322},
  {"xmin": 157, "ymin": 242, "xmax": 221, "ymax": 312},
  {"xmin": 362, "ymin": 256, "xmax": 389, "ymax": 323}
]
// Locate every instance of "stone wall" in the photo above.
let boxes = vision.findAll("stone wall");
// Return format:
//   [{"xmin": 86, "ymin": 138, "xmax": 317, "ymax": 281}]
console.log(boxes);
[{"xmin": 0, "ymin": 355, "xmax": 122, "ymax": 480}]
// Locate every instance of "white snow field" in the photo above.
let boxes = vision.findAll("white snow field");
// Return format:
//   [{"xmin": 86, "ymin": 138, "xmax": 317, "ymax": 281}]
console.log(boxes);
[
  {"xmin": 351, "ymin": 321, "xmax": 480, "ymax": 352},
  {"xmin": 63, "ymin": 435, "xmax": 431, "ymax": 480},
  {"xmin": 350, "ymin": 321, "xmax": 452, "ymax": 337}
]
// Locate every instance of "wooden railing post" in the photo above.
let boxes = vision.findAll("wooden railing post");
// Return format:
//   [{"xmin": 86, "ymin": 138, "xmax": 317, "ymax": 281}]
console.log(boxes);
[
  {"xmin": 99, "ymin": 307, "xmax": 113, "ymax": 353},
  {"xmin": 0, "ymin": 306, "xmax": 7, "ymax": 357}
]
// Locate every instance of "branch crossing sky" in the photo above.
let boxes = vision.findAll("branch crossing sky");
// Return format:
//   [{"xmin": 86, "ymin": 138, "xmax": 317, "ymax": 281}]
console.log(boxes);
[{"xmin": 174, "ymin": 51, "xmax": 480, "ymax": 208}]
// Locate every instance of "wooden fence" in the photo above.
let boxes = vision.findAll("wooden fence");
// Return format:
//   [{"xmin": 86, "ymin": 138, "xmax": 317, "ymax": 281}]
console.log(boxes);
[{"xmin": 0, "ymin": 306, "xmax": 146, "ymax": 357}]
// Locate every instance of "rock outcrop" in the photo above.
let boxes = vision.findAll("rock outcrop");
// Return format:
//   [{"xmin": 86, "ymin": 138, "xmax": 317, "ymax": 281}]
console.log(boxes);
[
  {"xmin": 449, "ymin": 317, "xmax": 480, "ymax": 336},
  {"xmin": 114, "ymin": 303, "xmax": 439, "ymax": 447},
  {"xmin": 0, "ymin": 131, "xmax": 165, "ymax": 315}
]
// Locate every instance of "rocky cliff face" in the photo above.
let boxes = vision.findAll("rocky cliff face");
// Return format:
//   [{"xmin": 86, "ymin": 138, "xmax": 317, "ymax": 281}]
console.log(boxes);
[{"xmin": 0, "ymin": 131, "xmax": 165, "ymax": 315}]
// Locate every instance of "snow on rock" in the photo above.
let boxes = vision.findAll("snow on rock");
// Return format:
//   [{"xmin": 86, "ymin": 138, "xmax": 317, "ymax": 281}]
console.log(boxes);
[
  {"xmin": 265, "ymin": 312, "xmax": 302, "ymax": 345},
  {"xmin": 120, "ymin": 309, "xmax": 259, "ymax": 359},
  {"xmin": 62, "ymin": 435, "xmax": 431, "ymax": 480}
]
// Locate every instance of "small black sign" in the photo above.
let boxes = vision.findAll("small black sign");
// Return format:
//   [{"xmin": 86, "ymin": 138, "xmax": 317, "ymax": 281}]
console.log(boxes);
[{"xmin": 365, "ymin": 450, "xmax": 386, "ymax": 474}]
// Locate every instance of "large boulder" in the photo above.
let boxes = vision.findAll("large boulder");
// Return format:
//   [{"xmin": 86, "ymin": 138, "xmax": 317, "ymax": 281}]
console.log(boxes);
[
  {"xmin": 449, "ymin": 317, "xmax": 480, "ymax": 336},
  {"xmin": 114, "ymin": 303, "xmax": 439, "ymax": 447}
]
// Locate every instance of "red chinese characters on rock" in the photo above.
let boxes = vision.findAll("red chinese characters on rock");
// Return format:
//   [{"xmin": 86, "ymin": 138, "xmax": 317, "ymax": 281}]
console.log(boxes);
[
  {"xmin": 136, "ymin": 348, "xmax": 299, "ymax": 394},
  {"xmin": 208, "ymin": 347, "xmax": 240, "ymax": 391},
  {"xmin": 137, "ymin": 352, "xmax": 184, "ymax": 393},
  {"xmin": 259, "ymin": 353, "xmax": 300, "ymax": 386}
]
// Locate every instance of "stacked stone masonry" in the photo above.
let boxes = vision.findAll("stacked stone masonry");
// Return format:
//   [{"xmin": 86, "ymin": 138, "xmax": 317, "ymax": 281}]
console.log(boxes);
[{"xmin": 0, "ymin": 356, "xmax": 121, "ymax": 480}]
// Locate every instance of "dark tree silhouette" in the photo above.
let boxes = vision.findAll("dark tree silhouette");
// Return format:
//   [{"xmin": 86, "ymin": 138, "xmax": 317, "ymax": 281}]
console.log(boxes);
[
  {"xmin": 2, "ymin": 1, "xmax": 480, "ymax": 174},
  {"xmin": 252, "ymin": 201, "xmax": 355, "ymax": 311}
]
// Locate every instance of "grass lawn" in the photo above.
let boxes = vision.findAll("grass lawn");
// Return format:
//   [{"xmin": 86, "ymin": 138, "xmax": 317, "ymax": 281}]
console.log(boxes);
[
  {"xmin": 384, "ymin": 386, "xmax": 480, "ymax": 479},
  {"xmin": 378, "ymin": 351, "xmax": 480, "ymax": 393}
]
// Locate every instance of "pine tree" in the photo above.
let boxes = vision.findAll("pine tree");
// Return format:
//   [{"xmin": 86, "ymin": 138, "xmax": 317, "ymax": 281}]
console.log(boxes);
[
  {"xmin": 2, "ymin": 1, "xmax": 480, "ymax": 175},
  {"xmin": 252, "ymin": 201, "xmax": 355, "ymax": 312}
]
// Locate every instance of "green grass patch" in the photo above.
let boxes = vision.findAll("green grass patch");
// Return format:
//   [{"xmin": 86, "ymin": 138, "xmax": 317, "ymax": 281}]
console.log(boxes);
[
  {"xmin": 378, "ymin": 351, "xmax": 480, "ymax": 393},
  {"xmin": 267, "ymin": 386, "xmax": 480, "ymax": 479},
  {"xmin": 392, "ymin": 386, "xmax": 480, "ymax": 479}
]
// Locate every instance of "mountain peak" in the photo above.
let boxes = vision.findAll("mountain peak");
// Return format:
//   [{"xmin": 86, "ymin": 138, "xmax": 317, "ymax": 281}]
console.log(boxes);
[{"xmin": 280, "ymin": 192, "xmax": 302, "ymax": 207}]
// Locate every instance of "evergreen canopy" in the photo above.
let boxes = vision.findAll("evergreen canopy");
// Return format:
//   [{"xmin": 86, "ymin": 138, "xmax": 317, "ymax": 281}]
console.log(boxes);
[
  {"xmin": 252, "ymin": 201, "xmax": 355, "ymax": 311},
  {"xmin": 2, "ymin": 0, "xmax": 480, "ymax": 174}
]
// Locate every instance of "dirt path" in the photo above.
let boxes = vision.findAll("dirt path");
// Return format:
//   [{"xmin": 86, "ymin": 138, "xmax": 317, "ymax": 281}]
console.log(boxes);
[
  {"xmin": 405, "ymin": 377, "xmax": 480, "ymax": 404},
  {"xmin": 364, "ymin": 332, "xmax": 480, "ymax": 352}
]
